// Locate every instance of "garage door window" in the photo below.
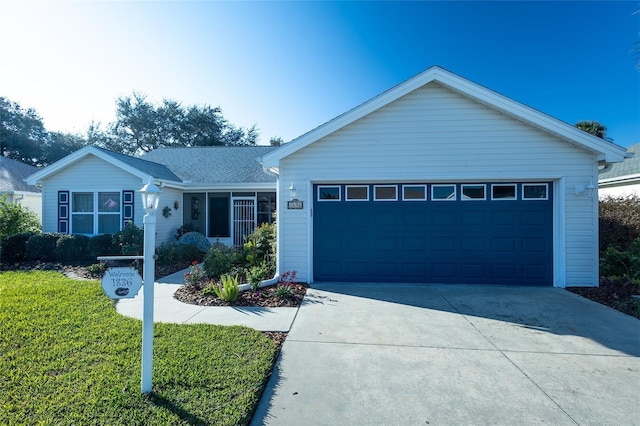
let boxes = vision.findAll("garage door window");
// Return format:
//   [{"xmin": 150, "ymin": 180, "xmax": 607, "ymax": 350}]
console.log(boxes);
[
  {"xmin": 492, "ymin": 184, "xmax": 517, "ymax": 200},
  {"xmin": 523, "ymin": 184, "xmax": 548, "ymax": 200},
  {"xmin": 374, "ymin": 185, "xmax": 397, "ymax": 201},
  {"xmin": 461, "ymin": 184, "xmax": 486, "ymax": 200},
  {"xmin": 403, "ymin": 185, "xmax": 427, "ymax": 201},
  {"xmin": 432, "ymin": 184, "xmax": 456, "ymax": 201},
  {"xmin": 346, "ymin": 186, "xmax": 369, "ymax": 201},
  {"xmin": 318, "ymin": 186, "xmax": 341, "ymax": 201}
]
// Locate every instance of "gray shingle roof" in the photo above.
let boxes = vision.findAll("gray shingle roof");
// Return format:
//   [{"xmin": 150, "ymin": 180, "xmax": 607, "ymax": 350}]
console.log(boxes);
[
  {"xmin": 95, "ymin": 147, "xmax": 182, "ymax": 182},
  {"xmin": 0, "ymin": 157, "xmax": 41, "ymax": 193},
  {"xmin": 141, "ymin": 146, "xmax": 277, "ymax": 184},
  {"xmin": 599, "ymin": 143, "xmax": 640, "ymax": 180}
]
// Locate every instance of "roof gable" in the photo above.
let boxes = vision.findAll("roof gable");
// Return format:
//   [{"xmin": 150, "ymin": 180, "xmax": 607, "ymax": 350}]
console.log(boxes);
[
  {"xmin": 25, "ymin": 146, "xmax": 181, "ymax": 186},
  {"xmin": 0, "ymin": 157, "xmax": 41, "ymax": 193},
  {"xmin": 262, "ymin": 66, "xmax": 629, "ymax": 170}
]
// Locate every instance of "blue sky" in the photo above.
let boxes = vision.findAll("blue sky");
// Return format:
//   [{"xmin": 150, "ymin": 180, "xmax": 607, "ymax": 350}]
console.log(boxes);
[{"xmin": 1, "ymin": 1, "xmax": 638, "ymax": 147}]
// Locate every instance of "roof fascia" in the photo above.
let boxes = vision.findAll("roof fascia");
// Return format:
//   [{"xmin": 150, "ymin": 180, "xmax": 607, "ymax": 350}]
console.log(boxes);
[
  {"xmin": 262, "ymin": 66, "xmax": 629, "ymax": 168},
  {"xmin": 181, "ymin": 182, "xmax": 277, "ymax": 192}
]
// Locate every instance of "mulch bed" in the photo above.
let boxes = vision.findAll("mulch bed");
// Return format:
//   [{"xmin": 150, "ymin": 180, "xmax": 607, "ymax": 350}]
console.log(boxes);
[
  {"xmin": 174, "ymin": 282, "xmax": 308, "ymax": 308},
  {"xmin": 567, "ymin": 277, "xmax": 640, "ymax": 319}
]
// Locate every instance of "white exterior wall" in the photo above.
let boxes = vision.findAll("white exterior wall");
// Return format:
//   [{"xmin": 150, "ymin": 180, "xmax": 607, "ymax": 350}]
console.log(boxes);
[
  {"xmin": 277, "ymin": 83, "xmax": 599, "ymax": 287},
  {"xmin": 41, "ymin": 154, "xmax": 180, "ymax": 245}
]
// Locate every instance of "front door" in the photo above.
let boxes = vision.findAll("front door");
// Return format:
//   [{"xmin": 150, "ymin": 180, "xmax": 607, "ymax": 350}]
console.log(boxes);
[{"xmin": 233, "ymin": 198, "xmax": 256, "ymax": 248}]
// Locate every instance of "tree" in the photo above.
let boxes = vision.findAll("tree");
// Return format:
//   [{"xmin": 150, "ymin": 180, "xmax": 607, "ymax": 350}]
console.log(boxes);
[
  {"xmin": 105, "ymin": 93, "xmax": 259, "ymax": 155},
  {"xmin": 269, "ymin": 136, "xmax": 284, "ymax": 147},
  {"xmin": 0, "ymin": 97, "xmax": 48, "ymax": 166},
  {"xmin": 576, "ymin": 120, "xmax": 612, "ymax": 141},
  {"xmin": 0, "ymin": 194, "xmax": 41, "ymax": 240}
]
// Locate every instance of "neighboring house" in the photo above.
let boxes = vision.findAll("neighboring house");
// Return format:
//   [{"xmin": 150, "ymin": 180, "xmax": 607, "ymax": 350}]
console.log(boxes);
[
  {"xmin": 261, "ymin": 66, "xmax": 630, "ymax": 288},
  {"xmin": 0, "ymin": 156, "xmax": 42, "ymax": 219},
  {"xmin": 25, "ymin": 145, "xmax": 277, "ymax": 247},
  {"xmin": 598, "ymin": 142, "xmax": 640, "ymax": 198}
]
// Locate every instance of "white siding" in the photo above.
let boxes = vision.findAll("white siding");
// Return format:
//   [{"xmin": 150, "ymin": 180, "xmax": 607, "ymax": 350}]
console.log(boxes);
[
  {"xmin": 599, "ymin": 182, "xmax": 640, "ymax": 199},
  {"xmin": 41, "ymin": 154, "xmax": 178, "ymax": 245},
  {"xmin": 278, "ymin": 83, "xmax": 599, "ymax": 286}
]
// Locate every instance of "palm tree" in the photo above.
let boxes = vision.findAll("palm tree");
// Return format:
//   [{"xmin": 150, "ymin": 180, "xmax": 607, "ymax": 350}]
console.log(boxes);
[{"xmin": 576, "ymin": 120, "xmax": 612, "ymax": 141}]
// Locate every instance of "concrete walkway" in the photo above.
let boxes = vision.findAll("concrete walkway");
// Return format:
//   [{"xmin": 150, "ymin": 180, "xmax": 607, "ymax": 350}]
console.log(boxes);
[
  {"xmin": 115, "ymin": 268, "xmax": 298, "ymax": 332},
  {"xmin": 251, "ymin": 283, "xmax": 640, "ymax": 426}
]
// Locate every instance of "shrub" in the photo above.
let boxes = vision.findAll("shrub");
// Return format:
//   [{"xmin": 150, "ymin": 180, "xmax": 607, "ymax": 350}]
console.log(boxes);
[
  {"xmin": 55, "ymin": 234, "xmax": 90, "ymax": 262},
  {"xmin": 184, "ymin": 261, "xmax": 208, "ymax": 289},
  {"xmin": 85, "ymin": 262, "xmax": 108, "ymax": 278},
  {"xmin": 1, "ymin": 232, "xmax": 36, "ymax": 264},
  {"xmin": 0, "ymin": 194, "xmax": 41, "ymax": 240},
  {"xmin": 599, "ymin": 237, "xmax": 640, "ymax": 281},
  {"xmin": 203, "ymin": 274, "xmax": 239, "ymax": 302},
  {"xmin": 88, "ymin": 234, "xmax": 117, "ymax": 259},
  {"xmin": 113, "ymin": 224, "xmax": 143, "ymax": 255},
  {"xmin": 203, "ymin": 243, "xmax": 239, "ymax": 279},
  {"xmin": 599, "ymin": 195, "xmax": 640, "ymax": 255},
  {"xmin": 272, "ymin": 285, "xmax": 293, "ymax": 299},
  {"xmin": 156, "ymin": 242, "xmax": 204, "ymax": 266},
  {"xmin": 243, "ymin": 222, "xmax": 276, "ymax": 267},
  {"xmin": 178, "ymin": 231, "xmax": 211, "ymax": 253},
  {"xmin": 26, "ymin": 233, "xmax": 61, "ymax": 261},
  {"xmin": 247, "ymin": 261, "xmax": 270, "ymax": 291}
]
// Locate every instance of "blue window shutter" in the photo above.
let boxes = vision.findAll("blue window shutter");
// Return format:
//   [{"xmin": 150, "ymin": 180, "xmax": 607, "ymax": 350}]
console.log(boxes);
[
  {"xmin": 58, "ymin": 191, "xmax": 69, "ymax": 233},
  {"xmin": 122, "ymin": 190, "xmax": 134, "ymax": 228}
]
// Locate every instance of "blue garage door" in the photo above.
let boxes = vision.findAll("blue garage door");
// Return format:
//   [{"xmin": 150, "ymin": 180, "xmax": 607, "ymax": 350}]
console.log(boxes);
[{"xmin": 313, "ymin": 183, "xmax": 553, "ymax": 285}]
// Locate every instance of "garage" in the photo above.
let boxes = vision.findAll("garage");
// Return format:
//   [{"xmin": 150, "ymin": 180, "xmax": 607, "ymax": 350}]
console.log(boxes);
[
  {"xmin": 313, "ymin": 182, "xmax": 553, "ymax": 285},
  {"xmin": 261, "ymin": 67, "xmax": 629, "ymax": 287}
]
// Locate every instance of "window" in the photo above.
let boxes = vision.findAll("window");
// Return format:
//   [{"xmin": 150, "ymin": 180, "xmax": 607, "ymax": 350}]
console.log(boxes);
[
  {"xmin": 72, "ymin": 192, "xmax": 94, "ymax": 234},
  {"xmin": 491, "ymin": 184, "xmax": 517, "ymax": 200},
  {"xmin": 523, "ymin": 184, "xmax": 548, "ymax": 200},
  {"xmin": 318, "ymin": 186, "xmax": 341, "ymax": 201},
  {"xmin": 209, "ymin": 193, "xmax": 230, "ymax": 237},
  {"xmin": 461, "ymin": 184, "xmax": 486, "ymax": 200},
  {"xmin": 403, "ymin": 185, "xmax": 427, "ymax": 201},
  {"xmin": 71, "ymin": 191, "xmax": 121, "ymax": 235},
  {"xmin": 374, "ymin": 185, "xmax": 397, "ymax": 201},
  {"xmin": 346, "ymin": 186, "xmax": 369, "ymax": 201},
  {"xmin": 432, "ymin": 185, "xmax": 456, "ymax": 201},
  {"xmin": 257, "ymin": 192, "xmax": 276, "ymax": 224}
]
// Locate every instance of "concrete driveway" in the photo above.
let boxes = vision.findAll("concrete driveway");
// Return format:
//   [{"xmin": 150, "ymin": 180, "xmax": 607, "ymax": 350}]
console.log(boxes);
[{"xmin": 251, "ymin": 283, "xmax": 640, "ymax": 425}]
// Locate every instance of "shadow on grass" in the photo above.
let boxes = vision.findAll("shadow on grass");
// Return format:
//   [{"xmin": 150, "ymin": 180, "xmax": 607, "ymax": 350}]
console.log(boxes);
[{"xmin": 149, "ymin": 393, "xmax": 208, "ymax": 426}]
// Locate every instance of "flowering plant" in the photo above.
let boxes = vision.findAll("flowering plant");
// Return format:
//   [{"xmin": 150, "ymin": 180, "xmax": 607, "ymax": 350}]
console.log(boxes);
[{"xmin": 184, "ymin": 261, "xmax": 207, "ymax": 288}]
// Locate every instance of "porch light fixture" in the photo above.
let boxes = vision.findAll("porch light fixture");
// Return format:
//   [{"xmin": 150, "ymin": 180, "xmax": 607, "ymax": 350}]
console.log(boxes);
[
  {"xmin": 288, "ymin": 183, "xmax": 298, "ymax": 200},
  {"xmin": 140, "ymin": 179, "xmax": 161, "ymax": 213},
  {"xmin": 575, "ymin": 181, "xmax": 596, "ymax": 198}
]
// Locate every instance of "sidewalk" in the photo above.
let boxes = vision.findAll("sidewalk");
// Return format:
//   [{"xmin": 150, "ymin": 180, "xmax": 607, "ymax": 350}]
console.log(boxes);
[{"xmin": 115, "ymin": 268, "xmax": 299, "ymax": 332}]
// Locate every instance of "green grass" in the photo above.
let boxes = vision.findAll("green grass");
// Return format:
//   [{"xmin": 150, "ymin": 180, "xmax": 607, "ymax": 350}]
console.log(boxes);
[{"xmin": 0, "ymin": 271, "xmax": 278, "ymax": 425}]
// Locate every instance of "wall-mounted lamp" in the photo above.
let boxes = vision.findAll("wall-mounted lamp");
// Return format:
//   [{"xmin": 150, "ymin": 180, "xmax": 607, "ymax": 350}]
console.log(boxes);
[
  {"xmin": 288, "ymin": 183, "xmax": 298, "ymax": 200},
  {"xmin": 575, "ymin": 181, "xmax": 596, "ymax": 198}
]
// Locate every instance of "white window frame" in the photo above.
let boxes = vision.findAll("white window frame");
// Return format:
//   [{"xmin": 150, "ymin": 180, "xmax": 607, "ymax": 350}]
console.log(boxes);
[
  {"xmin": 70, "ymin": 190, "xmax": 122, "ymax": 235},
  {"xmin": 491, "ymin": 184, "xmax": 517, "ymax": 201},
  {"xmin": 402, "ymin": 185, "xmax": 427, "ymax": 201},
  {"xmin": 522, "ymin": 183, "xmax": 549, "ymax": 200},
  {"xmin": 345, "ymin": 185, "xmax": 369, "ymax": 201},
  {"xmin": 461, "ymin": 184, "xmax": 487, "ymax": 201},
  {"xmin": 317, "ymin": 185, "xmax": 341, "ymax": 201},
  {"xmin": 373, "ymin": 185, "xmax": 398, "ymax": 201},
  {"xmin": 431, "ymin": 184, "xmax": 457, "ymax": 201}
]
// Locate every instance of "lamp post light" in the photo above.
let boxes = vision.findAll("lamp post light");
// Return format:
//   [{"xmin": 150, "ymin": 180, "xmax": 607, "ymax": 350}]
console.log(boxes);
[{"xmin": 139, "ymin": 179, "xmax": 160, "ymax": 394}]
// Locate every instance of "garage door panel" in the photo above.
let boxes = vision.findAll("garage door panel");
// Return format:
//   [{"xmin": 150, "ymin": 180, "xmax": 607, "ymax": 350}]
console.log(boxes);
[{"xmin": 314, "ymin": 183, "xmax": 552, "ymax": 285}]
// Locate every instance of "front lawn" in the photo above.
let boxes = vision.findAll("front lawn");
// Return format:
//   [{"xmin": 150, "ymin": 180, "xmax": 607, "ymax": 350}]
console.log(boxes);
[{"xmin": 0, "ymin": 271, "xmax": 278, "ymax": 425}]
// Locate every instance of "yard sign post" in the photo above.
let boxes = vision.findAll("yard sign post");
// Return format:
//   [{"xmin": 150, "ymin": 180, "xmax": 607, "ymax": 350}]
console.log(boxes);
[{"xmin": 140, "ymin": 180, "xmax": 160, "ymax": 394}]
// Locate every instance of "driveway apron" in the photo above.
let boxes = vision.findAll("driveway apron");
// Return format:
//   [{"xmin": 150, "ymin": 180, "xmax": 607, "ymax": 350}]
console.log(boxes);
[{"xmin": 251, "ymin": 283, "xmax": 640, "ymax": 426}]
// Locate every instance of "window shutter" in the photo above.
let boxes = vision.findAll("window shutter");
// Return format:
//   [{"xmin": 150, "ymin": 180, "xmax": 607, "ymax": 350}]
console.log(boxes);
[
  {"xmin": 58, "ymin": 191, "xmax": 69, "ymax": 233},
  {"xmin": 122, "ymin": 190, "xmax": 134, "ymax": 228}
]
